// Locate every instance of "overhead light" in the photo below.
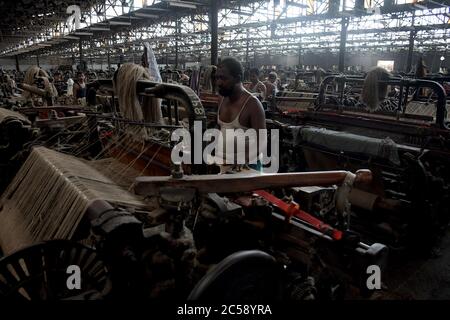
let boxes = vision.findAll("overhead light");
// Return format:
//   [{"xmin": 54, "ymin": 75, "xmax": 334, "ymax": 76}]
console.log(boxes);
[
  {"xmin": 134, "ymin": 12, "xmax": 159, "ymax": 18},
  {"xmin": 37, "ymin": 43, "xmax": 52, "ymax": 47},
  {"xmin": 441, "ymin": 56, "xmax": 445, "ymax": 61},
  {"xmin": 90, "ymin": 26, "xmax": 111, "ymax": 31},
  {"xmin": 166, "ymin": 1, "xmax": 197, "ymax": 9},
  {"xmin": 109, "ymin": 20, "xmax": 132, "ymax": 25},
  {"xmin": 74, "ymin": 32, "xmax": 94, "ymax": 36}
]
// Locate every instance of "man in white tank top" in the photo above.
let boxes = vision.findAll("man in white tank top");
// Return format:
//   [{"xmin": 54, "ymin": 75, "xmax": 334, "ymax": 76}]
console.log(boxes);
[{"xmin": 215, "ymin": 57, "xmax": 266, "ymax": 173}]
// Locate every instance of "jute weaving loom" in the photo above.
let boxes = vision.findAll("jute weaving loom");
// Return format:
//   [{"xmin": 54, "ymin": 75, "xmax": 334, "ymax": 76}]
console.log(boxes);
[
  {"xmin": 91, "ymin": 63, "xmax": 206, "ymax": 176},
  {"xmin": 0, "ymin": 63, "xmax": 207, "ymax": 254},
  {"xmin": 0, "ymin": 146, "xmax": 148, "ymax": 255}
]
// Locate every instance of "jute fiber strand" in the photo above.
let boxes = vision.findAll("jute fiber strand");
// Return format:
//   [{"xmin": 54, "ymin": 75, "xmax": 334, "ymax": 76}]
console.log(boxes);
[
  {"xmin": 88, "ymin": 121, "xmax": 170, "ymax": 179},
  {"xmin": 361, "ymin": 67, "xmax": 390, "ymax": 111},
  {"xmin": 23, "ymin": 66, "xmax": 49, "ymax": 87},
  {"xmin": 0, "ymin": 146, "xmax": 148, "ymax": 254},
  {"xmin": 113, "ymin": 63, "xmax": 163, "ymax": 140},
  {"xmin": 90, "ymin": 156, "xmax": 147, "ymax": 189},
  {"xmin": 0, "ymin": 107, "xmax": 30, "ymax": 123},
  {"xmin": 22, "ymin": 66, "xmax": 57, "ymax": 101}
]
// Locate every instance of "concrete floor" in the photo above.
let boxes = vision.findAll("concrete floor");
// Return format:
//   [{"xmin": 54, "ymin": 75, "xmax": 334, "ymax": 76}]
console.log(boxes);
[{"xmin": 381, "ymin": 230, "xmax": 450, "ymax": 299}]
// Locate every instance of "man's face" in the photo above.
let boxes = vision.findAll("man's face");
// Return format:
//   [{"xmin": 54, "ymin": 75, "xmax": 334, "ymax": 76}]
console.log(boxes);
[
  {"xmin": 269, "ymin": 75, "xmax": 276, "ymax": 83},
  {"xmin": 250, "ymin": 72, "xmax": 258, "ymax": 84},
  {"xmin": 77, "ymin": 73, "xmax": 85, "ymax": 82},
  {"xmin": 216, "ymin": 66, "xmax": 237, "ymax": 97}
]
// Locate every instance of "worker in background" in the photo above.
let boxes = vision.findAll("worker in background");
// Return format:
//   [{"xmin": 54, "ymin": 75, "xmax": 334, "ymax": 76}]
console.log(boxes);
[
  {"xmin": 246, "ymin": 68, "xmax": 266, "ymax": 101},
  {"xmin": 53, "ymin": 71, "xmax": 65, "ymax": 96},
  {"xmin": 278, "ymin": 70, "xmax": 287, "ymax": 90},
  {"xmin": 215, "ymin": 57, "xmax": 266, "ymax": 173},
  {"xmin": 5, "ymin": 74, "xmax": 17, "ymax": 94},
  {"xmin": 179, "ymin": 70, "xmax": 190, "ymax": 85},
  {"xmin": 210, "ymin": 65, "xmax": 217, "ymax": 93},
  {"xmin": 314, "ymin": 68, "xmax": 326, "ymax": 87},
  {"xmin": 415, "ymin": 56, "xmax": 428, "ymax": 78},
  {"xmin": 264, "ymin": 71, "xmax": 279, "ymax": 99},
  {"xmin": 414, "ymin": 56, "xmax": 428, "ymax": 99},
  {"xmin": 73, "ymin": 71, "xmax": 87, "ymax": 99},
  {"xmin": 67, "ymin": 77, "xmax": 74, "ymax": 96}
]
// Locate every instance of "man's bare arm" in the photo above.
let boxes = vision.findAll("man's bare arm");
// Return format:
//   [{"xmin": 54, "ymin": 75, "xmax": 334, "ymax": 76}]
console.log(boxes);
[
  {"xmin": 258, "ymin": 83, "xmax": 267, "ymax": 100},
  {"xmin": 249, "ymin": 97, "xmax": 266, "ymax": 130}
]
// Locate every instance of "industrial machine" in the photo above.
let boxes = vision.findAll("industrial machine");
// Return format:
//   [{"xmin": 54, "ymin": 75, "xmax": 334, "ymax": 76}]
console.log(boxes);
[
  {"xmin": 0, "ymin": 70, "xmax": 388, "ymax": 300},
  {"xmin": 270, "ymin": 75, "xmax": 450, "ymax": 253}
]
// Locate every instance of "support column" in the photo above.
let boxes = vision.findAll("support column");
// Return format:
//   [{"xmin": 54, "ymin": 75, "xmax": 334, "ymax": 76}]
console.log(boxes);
[
  {"xmin": 107, "ymin": 50, "xmax": 111, "ymax": 71},
  {"xmin": 406, "ymin": 12, "xmax": 416, "ymax": 73},
  {"xmin": 79, "ymin": 38, "xmax": 83, "ymax": 71},
  {"xmin": 338, "ymin": 17, "xmax": 349, "ymax": 72},
  {"xmin": 406, "ymin": 31, "xmax": 416, "ymax": 73},
  {"xmin": 106, "ymin": 38, "xmax": 111, "ymax": 71},
  {"xmin": 253, "ymin": 40, "xmax": 256, "ymax": 66},
  {"xmin": 210, "ymin": 0, "xmax": 218, "ymax": 66},
  {"xmin": 298, "ymin": 37, "xmax": 302, "ymax": 67},
  {"xmin": 245, "ymin": 29, "xmax": 249, "ymax": 68},
  {"xmin": 15, "ymin": 55, "xmax": 20, "ymax": 72},
  {"xmin": 175, "ymin": 18, "xmax": 180, "ymax": 69},
  {"xmin": 36, "ymin": 52, "xmax": 40, "ymax": 67}
]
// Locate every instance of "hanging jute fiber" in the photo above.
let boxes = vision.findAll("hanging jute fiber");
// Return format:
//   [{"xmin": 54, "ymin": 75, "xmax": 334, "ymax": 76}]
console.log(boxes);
[{"xmin": 113, "ymin": 63, "xmax": 163, "ymax": 140}]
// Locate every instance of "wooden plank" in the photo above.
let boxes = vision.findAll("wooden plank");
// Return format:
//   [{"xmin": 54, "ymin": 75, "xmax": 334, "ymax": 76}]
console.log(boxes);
[{"xmin": 134, "ymin": 169, "xmax": 372, "ymax": 196}]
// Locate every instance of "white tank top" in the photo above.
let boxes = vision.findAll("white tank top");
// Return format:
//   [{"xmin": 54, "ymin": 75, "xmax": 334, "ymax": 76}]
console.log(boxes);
[
  {"xmin": 216, "ymin": 94, "xmax": 259, "ymax": 165},
  {"xmin": 217, "ymin": 94, "xmax": 252, "ymax": 129}
]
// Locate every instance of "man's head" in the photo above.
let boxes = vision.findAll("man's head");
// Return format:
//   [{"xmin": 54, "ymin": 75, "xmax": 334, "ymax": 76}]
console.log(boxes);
[
  {"xmin": 216, "ymin": 57, "xmax": 243, "ymax": 97},
  {"xmin": 249, "ymin": 68, "xmax": 259, "ymax": 84},
  {"xmin": 76, "ymin": 71, "xmax": 85, "ymax": 83},
  {"xmin": 268, "ymin": 72, "xmax": 277, "ymax": 83},
  {"xmin": 54, "ymin": 71, "xmax": 62, "ymax": 81}
]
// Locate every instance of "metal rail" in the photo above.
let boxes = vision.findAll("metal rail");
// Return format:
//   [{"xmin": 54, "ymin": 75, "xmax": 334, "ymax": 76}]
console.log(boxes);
[{"xmin": 317, "ymin": 75, "xmax": 448, "ymax": 129}]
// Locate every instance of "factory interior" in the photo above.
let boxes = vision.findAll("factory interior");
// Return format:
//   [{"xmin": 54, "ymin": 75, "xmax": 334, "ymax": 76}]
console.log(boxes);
[{"xmin": 0, "ymin": 0, "xmax": 449, "ymax": 302}]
